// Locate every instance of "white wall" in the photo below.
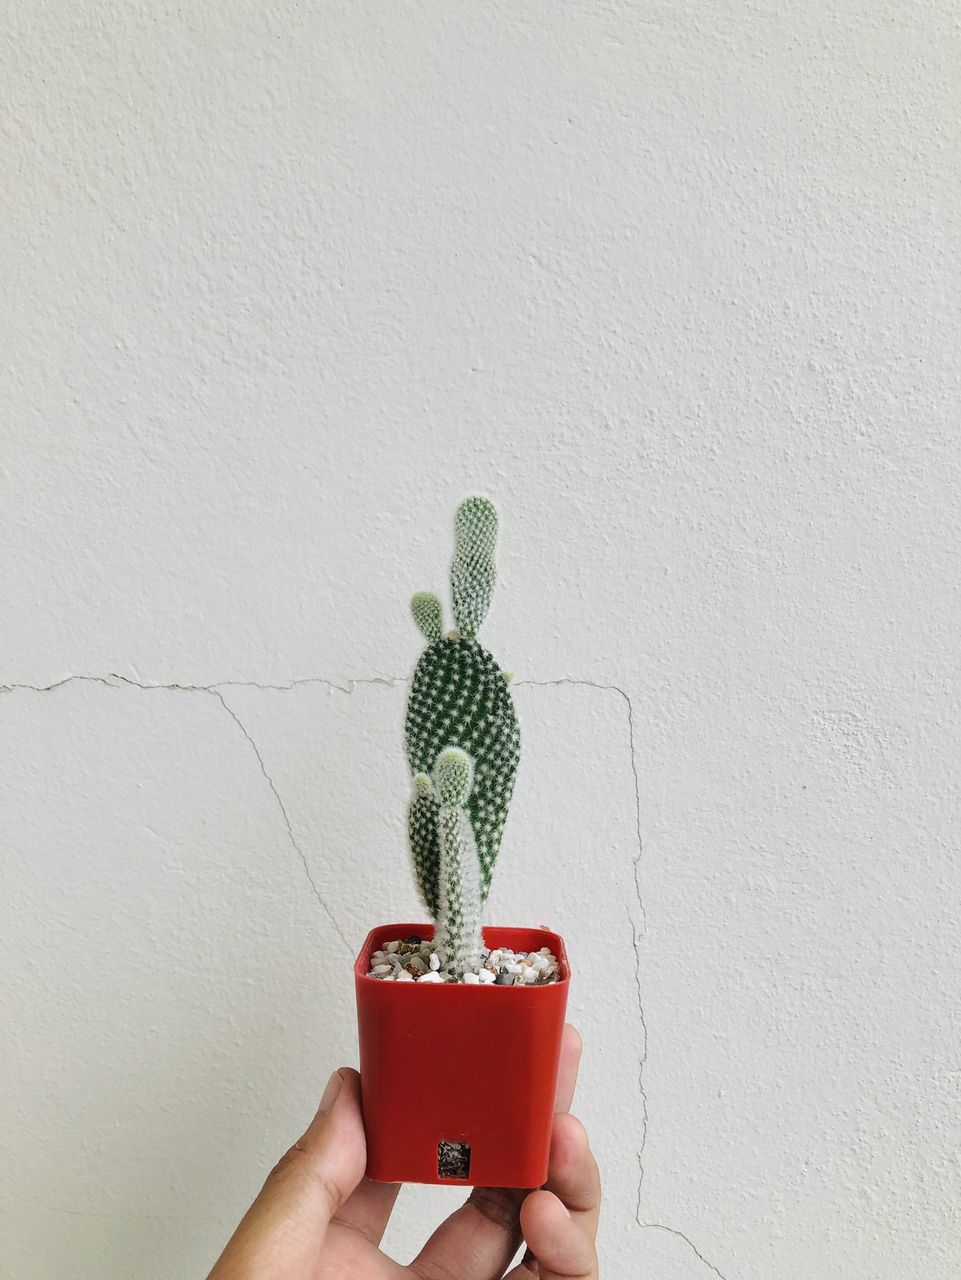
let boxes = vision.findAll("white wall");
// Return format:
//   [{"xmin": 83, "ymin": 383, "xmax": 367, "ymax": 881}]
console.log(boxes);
[{"xmin": 2, "ymin": 3, "xmax": 958, "ymax": 1277}]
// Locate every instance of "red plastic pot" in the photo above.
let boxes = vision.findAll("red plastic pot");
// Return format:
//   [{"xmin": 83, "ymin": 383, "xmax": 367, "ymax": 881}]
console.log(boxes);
[{"xmin": 355, "ymin": 921, "xmax": 570, "ymax": 1187}]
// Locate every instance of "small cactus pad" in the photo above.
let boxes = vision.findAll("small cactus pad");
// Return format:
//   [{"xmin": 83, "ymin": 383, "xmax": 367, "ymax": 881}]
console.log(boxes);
[
  {"xmin": 408, "ymin": 773, "xmax": 440, "ymax": 917},
  {"xmin": 451, "ymin": 496, "xmax": 497, "ymax": 639},
  {"xmin": 411, "ymin": 592, "xmax": 443, "ymax": 643},
  {"xmin": 434, "ymin": 747, "xmax": 474, "ymax": 807},
  {"xmin": 436, "ymin": 762, "xmax": 485, "ymax": 975}
]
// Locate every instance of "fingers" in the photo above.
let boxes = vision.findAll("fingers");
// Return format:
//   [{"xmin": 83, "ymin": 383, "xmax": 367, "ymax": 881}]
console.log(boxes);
[
  {"xmin": 332, "ymin": 1170, "xmax": 401, "ymax": 1248},
  {"xmin": 409, "ymin": 1025, "xmax": 583, "ymax": 1280},
  {"xmin": 554, "ymin": 1024, "xmax": 582, "ymax": 1114},
  {"xmin": 207, "ymin": 1068, "xmax": 367, "ymax": 1278},
  {"xmin": 519, "ymin": 1190, "xmax": 598, "ymax": 1279},
  {"xmin": 409, "ymin": 1186, "xmax": 527, "ymax": 1280},
  {"xmin": 508, "ymin": 1112, "xmax": 601, "ymax": 1280},
  {"xmin": 542, "ymin": 1114, "xmax": 601, "ymax": 1239}
]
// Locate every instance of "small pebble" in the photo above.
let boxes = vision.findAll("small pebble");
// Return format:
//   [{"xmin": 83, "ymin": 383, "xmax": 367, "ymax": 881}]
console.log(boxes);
[
  {"xmin": 477, "ymin": 968, "xmax": 495, "ymax": 983},
  {"xmin": 429, "ymin": 953, "xmax": 441, "ymax": 971},
  {"xmin": 395, "ymin": 970, "xmax": 414, "ymax": 982},
  {"xmin": 386, "ymin": 940, "xmax": 400, "ymax": 954},
  {"xmin": 418, "ymin": 971, "xmax": 443, "ymax": 984},
  {"xmin": 522, "ymin": 967, "xmax": 538, "ymax": 984},
  {"xmin": 463, "ymin": 972, "xmax": 480, "ymax": 984},
  {"xmin": 372, "ymin": 963, "xmax": 392, "ymax": 975},
  {"xmin": 494, "ymin": 971, "xmax": 516, "ymax": 986}
]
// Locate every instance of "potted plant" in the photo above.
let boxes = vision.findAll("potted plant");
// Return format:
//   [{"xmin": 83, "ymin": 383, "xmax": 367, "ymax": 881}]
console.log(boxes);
[{"xmin": 354, "ymin": 496, "xmax": 571, "ymax": 1188}]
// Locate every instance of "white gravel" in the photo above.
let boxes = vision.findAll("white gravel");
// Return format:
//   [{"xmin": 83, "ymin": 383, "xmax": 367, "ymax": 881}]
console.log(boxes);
[{"xmin": 365, "ymin": 935, "xmax": 561, "ymax": 984}]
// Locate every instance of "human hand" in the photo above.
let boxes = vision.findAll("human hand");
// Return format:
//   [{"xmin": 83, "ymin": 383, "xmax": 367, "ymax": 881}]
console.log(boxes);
[{"xmin": 208, "ymin": 1024, "xmax": 600, "ymax": 1278}]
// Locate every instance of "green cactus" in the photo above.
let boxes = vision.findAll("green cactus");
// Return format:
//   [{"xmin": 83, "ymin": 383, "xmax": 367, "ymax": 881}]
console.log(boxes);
[
  {"xmin": 408, "ymin": 772, "xmax": 440, "ymax": 917},
  {"xmin": 405, "ymin": 497, "xmax": 520, "ymax": 974},
  {"xmin": 433, "ymin": 748, "xmax": 484, "ymax": 973}
]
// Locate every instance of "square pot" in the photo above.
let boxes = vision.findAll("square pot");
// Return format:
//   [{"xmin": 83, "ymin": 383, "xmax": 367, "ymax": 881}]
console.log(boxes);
[{"xmin": 355, "ymin": 921, "xmax": 570, "ymax": 1187}]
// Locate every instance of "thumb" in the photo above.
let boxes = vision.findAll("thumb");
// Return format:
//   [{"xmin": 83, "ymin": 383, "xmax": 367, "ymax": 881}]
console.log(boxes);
[
  {"xmin": 519, "ymin": 1190, "xmax": 599, "ymax": 1280},
  {"xmin": 208, "ymin": 1069, "xmax": 367, "ymax": 1278}
]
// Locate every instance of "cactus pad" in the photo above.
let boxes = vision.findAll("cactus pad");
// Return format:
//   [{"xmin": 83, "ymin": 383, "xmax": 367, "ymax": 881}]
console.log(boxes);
[{"xmin": 406, "ymin": 636, "xmax": 519, "ymax": 900}]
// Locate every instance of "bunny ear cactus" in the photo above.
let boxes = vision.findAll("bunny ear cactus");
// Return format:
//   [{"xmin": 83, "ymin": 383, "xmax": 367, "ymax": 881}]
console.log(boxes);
[{"xmin": 405, "ymin": 497, "xmax": 520, "ymax": 976}]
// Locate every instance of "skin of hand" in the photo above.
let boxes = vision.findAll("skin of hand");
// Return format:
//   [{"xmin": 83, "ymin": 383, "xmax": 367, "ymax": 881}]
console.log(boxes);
[{"xmin": 207, "ymin": 1023, "xmax": 600, "ymax": 1279}]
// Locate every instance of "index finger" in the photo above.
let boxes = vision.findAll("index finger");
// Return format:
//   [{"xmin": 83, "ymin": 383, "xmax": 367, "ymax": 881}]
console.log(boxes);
[
  {"xmin": 553, "ymin": 1023, "xmax": 582, "ymax": 1114},
  {"xmin": 508, "ymin": 1111, "xmax": 602, "ymax": 1279},
  {"xmin": 541, "ymin": 1114, "xmax": 601, "ymax": 1237},
  {"xmin": 208, "ymin": 1069, "xmax": 367, "ymax": 1278}
]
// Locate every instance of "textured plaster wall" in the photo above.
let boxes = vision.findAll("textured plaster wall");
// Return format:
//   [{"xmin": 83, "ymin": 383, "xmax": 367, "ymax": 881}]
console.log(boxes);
[{"xmin": 1, "ymin": 3, "xmax": 959, "ymax": 1277}]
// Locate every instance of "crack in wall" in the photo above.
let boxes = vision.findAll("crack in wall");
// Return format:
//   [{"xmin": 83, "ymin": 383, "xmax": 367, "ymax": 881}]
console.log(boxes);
[
  {"xmin": 516, "ymin": 677, "xmax": 650, "ymax": 1220},
  {"xmin": 628, "ymin": 909, "xmax": 650, "ymax": 1218},
  {"xmin": 0, "ymin": 673, "xmax": 407, "ymax": 696},
  {"xmin": 640, "ymin": 1223, "xmax": 731, "ymax": 1279},
  {"xmin": 211, "ymin": 689, "xmax": 352, "ymax": 956},
  {"xmin": 2, "ymin": 670, "xmax": 729, "ymax": 1279},
  {"xmin": 0, "ymin": 673, "xmax": 357, "ymax": 956}
]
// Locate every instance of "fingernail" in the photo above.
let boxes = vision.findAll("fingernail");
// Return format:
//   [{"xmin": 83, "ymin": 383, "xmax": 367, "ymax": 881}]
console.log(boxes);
[{"xmin": 319, "ymin": 1070, "xmax": 343, "ymax": 1114}]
